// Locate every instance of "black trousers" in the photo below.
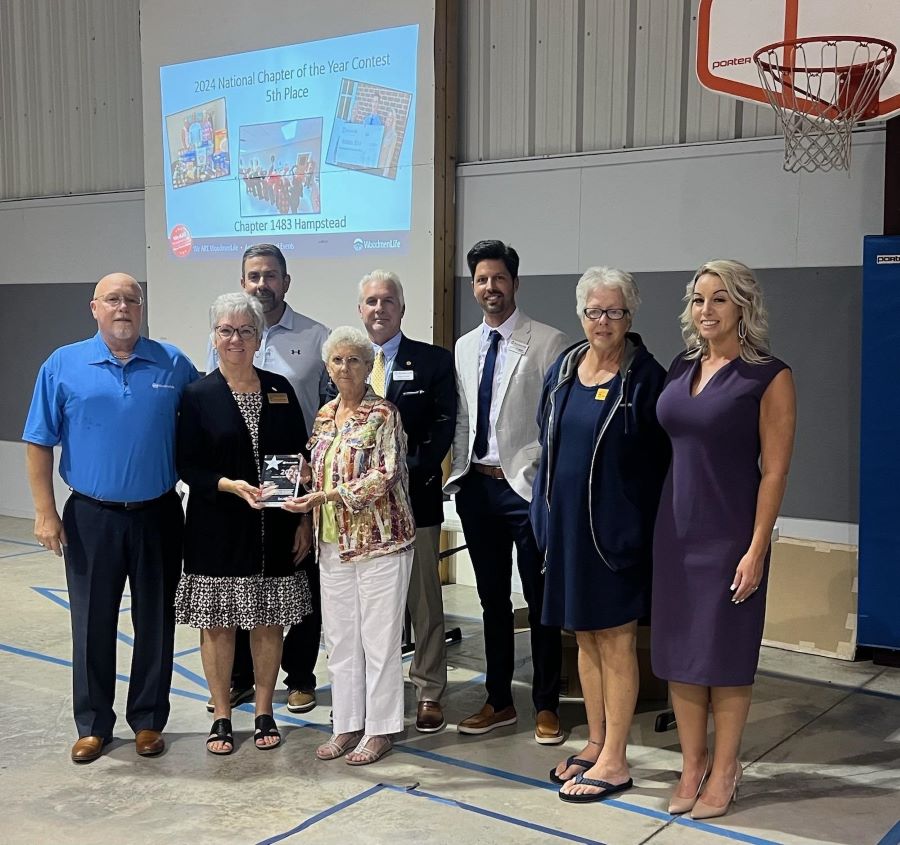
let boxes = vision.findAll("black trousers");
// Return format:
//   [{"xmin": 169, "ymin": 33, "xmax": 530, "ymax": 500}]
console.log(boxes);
[
  {"xmin": 62, "ymin": 491, "xmax": 183, "ymax": 738},
  {"xmin": 232, "ymin": 554, "xmax": 321, "ymax": 691},
  {"xmin": 455, "ymin": 472, "xmax": 561, "ymax": 713}
]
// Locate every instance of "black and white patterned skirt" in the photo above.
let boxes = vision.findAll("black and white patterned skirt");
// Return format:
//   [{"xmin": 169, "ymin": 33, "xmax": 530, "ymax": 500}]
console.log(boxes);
[{"xmin": 174, "ymin": 570, "xmax": 313, "ymax": 629}]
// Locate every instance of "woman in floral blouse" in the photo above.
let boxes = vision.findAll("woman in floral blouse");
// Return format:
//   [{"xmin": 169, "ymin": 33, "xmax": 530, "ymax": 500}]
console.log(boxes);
[{"xmin": 284, "ymin": 325, "xmax": 415, "ymax": 765}]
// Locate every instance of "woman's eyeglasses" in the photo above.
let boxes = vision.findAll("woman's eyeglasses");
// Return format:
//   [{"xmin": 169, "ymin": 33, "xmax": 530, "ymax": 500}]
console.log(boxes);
[{"xmin": 214, "ymin": 325, "xmax": 258, "ymax": 340}]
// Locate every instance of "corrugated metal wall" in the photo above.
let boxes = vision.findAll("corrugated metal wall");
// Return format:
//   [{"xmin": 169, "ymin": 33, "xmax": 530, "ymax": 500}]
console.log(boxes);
[
  {"xmin": 0, "ymin": 0, "xmax": 143, "ymax": 200},
  {"xmin": 459, "ymin": 0, "xmax": 779, "ymax": 162},
  {"xmin": 0, "ymin": 0, "xmax": 779, "ymax": 199}
]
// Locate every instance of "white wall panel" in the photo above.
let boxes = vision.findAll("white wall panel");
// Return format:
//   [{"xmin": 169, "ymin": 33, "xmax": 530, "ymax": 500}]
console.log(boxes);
[
  {"xmin": 0, "ymin": 0, "xmax": 143, "ymax": 200},
  {"xmin": 456, "ymin": 130, "xmax": 885, "ymax": 275},
  {"xmin": 459, "ymin": 0, "xmax": 782, "ymax": 162},
  {"xmin": 0, "ymin": 193, "xmax": 146, "ymax": 285},
  {"xmin": 456, "ymin": 165, "xmax": 583, "ymax": 274},
  {"xmin": 582, "ymin": 0, "xmax": 631, "ymax": 151},
  {"xmin": 533, "ymin": 0, "xmax": 579, "ymax": 155},
  {"xmin": 459, "ymin": 0, "xmax": 490, "ymax": 160},
  {"xmin": 487, "ymin": 0, "xmax": 532, "ymax": 158},
  {"xmin": 632, "ymin": 0, "xmax": 685, "ymax": 148}
]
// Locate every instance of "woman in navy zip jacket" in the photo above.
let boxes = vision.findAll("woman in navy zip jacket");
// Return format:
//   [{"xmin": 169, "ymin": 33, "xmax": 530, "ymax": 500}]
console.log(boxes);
[{"xmin": 531, "ymin": 267, "xmax": 670, "ymax": 803}]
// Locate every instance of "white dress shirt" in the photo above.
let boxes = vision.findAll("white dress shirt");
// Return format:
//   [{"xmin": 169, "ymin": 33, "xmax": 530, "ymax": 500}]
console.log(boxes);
[{"xmin": 474, "ymin": 308, "xmax": 519, "ymax": 466}]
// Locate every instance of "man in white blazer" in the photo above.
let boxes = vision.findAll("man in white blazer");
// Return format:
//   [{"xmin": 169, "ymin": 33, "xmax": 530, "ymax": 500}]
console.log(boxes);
[{"xmin": 445, "ymin": 239, "xmax": 569, "ymax": 743}]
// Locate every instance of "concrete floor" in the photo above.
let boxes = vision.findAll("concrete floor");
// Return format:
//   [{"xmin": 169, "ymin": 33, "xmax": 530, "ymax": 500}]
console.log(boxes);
[{"xmin": 1, "ymin": 513, "xmax": 898, "ymax": 845}]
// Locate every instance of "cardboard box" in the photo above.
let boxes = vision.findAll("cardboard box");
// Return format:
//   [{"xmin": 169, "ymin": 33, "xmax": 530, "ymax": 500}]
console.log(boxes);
[{"xmin": 763, "ymin": 537, "xmax": 858, "ymax": 660}]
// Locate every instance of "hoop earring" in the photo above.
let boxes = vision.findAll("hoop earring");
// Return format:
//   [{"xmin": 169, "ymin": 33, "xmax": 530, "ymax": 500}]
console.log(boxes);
[{"xmin": 738, "ymin": 319, "xmax": 747, "ymax": 343}]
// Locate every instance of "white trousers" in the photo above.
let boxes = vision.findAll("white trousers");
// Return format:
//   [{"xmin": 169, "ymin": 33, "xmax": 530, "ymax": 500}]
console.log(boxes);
[{"xmin": 318, "ymin": 542, "xmax": 413, "ymax": 736}]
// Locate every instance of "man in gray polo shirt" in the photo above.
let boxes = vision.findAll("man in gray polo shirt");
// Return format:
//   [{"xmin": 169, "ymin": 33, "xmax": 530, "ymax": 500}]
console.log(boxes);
[{"xmin": 206, "ymin": 243, "xmax": 329, "ymax": 714}]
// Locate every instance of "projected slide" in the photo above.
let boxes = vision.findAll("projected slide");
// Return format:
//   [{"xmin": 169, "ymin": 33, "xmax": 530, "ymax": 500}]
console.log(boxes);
[{"xmin": 159, "ymin": 25, "xmax": 417, "ymax": 259}]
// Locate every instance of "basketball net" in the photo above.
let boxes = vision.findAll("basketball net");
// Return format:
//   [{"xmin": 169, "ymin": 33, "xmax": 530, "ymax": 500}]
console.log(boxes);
[{"xmin": 754, "ymin": 37, "xmax": 896, "ymax": 173}]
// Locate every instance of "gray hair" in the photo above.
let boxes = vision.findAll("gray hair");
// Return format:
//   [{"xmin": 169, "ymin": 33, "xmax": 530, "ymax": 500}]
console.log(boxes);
[
  {"xmin": 209, "ymin": 292, "xmax": 265, "ymax": 338},
  {"xmin": 322, "ymin": 325, "xmax": 375, "ymax": 366},
  {"xmin": 680, "ymin": 259, "xmax": 771, "ymax": 364},
  {"xmin": 575, "ymin": 266, "xmax": 641, "ymax": 319},
  {"xmin": 358, "ymin": 269, "xmax": 405, "ymax": 309}
]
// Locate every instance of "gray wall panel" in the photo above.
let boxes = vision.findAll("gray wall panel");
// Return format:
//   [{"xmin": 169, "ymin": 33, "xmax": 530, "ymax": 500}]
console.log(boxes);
[
  {"xmin": 2, "ymin": 283, "xmax": 149, "ymax": 443},
  {"xmin": 456, "ymin": 266, "xmax": 859, "ymax": 524}
]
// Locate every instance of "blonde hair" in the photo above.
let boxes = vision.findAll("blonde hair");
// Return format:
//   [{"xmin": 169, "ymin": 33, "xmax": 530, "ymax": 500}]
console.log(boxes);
[{"xmin": 680, "ymin": 260, "xmax": 771, "ymax": 364}]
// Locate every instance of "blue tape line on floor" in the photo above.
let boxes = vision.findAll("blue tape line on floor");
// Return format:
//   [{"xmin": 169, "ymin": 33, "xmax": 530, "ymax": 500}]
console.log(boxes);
[
  {"xmin": 255, "ymin": 784, "xmax": 386, "ymax": 844},
  {"xmin": 673, "ymin": 816, "xmax": 785, "ymax": 845},
  {"xmin": 877, "ymin": 820, "xmax": 900, "ymax": 845},
  {"xmin": 0, "ymin": 637, "xmax": 794, "ymax": 845},
  {"xmin": 0, "ymin": 536, "xmax": 43, "ymax": 548},
  {"xmin": 0, "ymin": 549, "xmax": 46, "ymax": 559},
  {"xmin": 6, "ymin": 587, "xmax": 879, "ymax": 845},
  {"xmin": 385, "ymin": 784, "xmax": 609, "ymax": 844}
]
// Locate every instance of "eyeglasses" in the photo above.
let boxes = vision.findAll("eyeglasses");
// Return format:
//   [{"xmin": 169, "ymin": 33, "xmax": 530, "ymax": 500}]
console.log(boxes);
[
  {"xmin": 582, "ymin": 307, "xmax": 630, "ymax": 321},
  {"xmin": 214, "ymin": 325, "xmax": 258, "ymax": 340},
  {"xmin": 95, "ymin": 294, "xmax": 143, "ymax": 307},
  {"xmin": 329, "ymin": 355, "xmax": 365, "ymax": 368}
]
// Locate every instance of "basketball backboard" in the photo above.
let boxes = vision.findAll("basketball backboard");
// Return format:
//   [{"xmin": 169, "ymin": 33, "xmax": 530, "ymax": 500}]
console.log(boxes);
[{"xmin": 697, "ymin": 0, "xmax": 900, "ymax": 120}]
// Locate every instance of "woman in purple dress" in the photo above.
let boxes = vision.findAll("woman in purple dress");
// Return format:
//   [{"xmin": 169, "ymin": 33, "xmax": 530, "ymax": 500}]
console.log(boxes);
[{"xmin": 652, "ymin": 260, "xmax": 795, "ymax": 820}]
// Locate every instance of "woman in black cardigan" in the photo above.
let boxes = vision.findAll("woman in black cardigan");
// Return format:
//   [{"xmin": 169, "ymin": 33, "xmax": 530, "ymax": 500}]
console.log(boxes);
[{"xmin": 175, "ymin": 292, "xmax": 313, "ymax": 754}]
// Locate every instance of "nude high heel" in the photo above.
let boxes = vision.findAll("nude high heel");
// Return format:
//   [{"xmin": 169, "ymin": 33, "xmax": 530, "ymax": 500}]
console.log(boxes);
[
  {"xmin": 690, "ymin": 764, "xmax": 742, "ymax": 820},
  {"xmin": 667, "ymin": 751, "xmax": 711, "ymax": 815}
]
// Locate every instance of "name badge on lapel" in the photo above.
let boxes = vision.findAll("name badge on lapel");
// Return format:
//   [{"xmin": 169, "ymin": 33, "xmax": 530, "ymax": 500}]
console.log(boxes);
[
  {"xmin": 393, "ymin": 370, "xmax": 414, "ymax": 381},
  {"xmin": 508, "ymin": 339, "xmax": 527, "ymax": 355},
  {"xmin": 267, "ymin": 392, "xmax": 289, "ymax": 404}
]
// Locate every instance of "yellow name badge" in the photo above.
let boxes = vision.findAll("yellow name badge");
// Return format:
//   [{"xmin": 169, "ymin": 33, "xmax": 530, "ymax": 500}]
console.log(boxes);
[
  {"xmin": 267, "ymin": 392, "xmax": 289, "ymax": 404},
  {"xmin": 595, "ymin": 387, "xmax": 609, "ymax": 401}
]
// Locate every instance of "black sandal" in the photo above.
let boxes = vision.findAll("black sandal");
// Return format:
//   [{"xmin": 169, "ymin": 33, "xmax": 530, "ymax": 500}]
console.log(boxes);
[
  {"xmin": 254, "ymin": 714, "xmax": 281, "ymax": 750},
  {"xmin": 206, "ymin": 718, "xmax": 234, "ymax": 755}
]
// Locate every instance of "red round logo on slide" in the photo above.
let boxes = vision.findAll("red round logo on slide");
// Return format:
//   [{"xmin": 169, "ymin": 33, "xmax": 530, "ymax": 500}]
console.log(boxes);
[{"xmin": 169, "ymin": 224, "xmax": 193, "ymax": 257}]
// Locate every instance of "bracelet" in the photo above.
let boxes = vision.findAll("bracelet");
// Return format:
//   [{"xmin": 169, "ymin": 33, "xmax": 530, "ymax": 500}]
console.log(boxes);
[{"xmin": 318, "ymin": 492, "xmax": 328, "ymax": 507}]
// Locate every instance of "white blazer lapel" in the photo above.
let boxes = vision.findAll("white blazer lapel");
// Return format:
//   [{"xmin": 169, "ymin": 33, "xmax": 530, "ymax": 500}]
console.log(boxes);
[{"xmin": 495, "ymin": 317, "xmax": 531, "ymax": 412}]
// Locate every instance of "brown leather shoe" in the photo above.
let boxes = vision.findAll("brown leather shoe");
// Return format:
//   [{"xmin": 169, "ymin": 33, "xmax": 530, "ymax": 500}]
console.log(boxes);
[
  {"xmin": 457, "ymin": 703, "xmax": 517, "ymax": 735},
  {"xmin": 415, "ymin": 700, "xmax": 445, "ymax": 733},
  {"xmin": 135, "ymin": 730, "xmax": 165, "ymax": 757},
  {"xmin": 534, "ymin": 709, "xmax": 564, "ymax": 745},
  {"xmin": 71, "ymin": 736, "xmax": 108, "ymax": 764}
]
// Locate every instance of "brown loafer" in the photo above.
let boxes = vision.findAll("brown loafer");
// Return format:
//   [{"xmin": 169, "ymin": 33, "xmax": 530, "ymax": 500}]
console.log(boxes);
[
  {"xmin": 135, "ymin": 729, "xmax": 165, "ymax": 757},
  {"xmin": 457, "ymin": 703, "xmax": 517, "ymax": 735},
  {"xmin": 71, "ymin": 736, "xmax": 108, "ymax": 764},
  {"xmin": 415, "ymin": 700, "xmax": 445, "ymax": 733},
  {"xmin": 534, "ymin": 709, "xmax": 565, "ymax": 745}
]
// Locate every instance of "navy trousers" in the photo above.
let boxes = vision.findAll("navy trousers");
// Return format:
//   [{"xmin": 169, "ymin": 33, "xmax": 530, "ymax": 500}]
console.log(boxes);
[
  {"xmin": 62, "ymin": 491, "xmax": 183, "ymax": 738},
  {"xmin": 455, "ymin": 472, "xmax": 561, "ymax": 713}
]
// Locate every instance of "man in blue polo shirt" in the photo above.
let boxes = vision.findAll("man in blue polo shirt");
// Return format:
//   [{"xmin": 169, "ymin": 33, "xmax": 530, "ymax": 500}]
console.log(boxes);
[{"xmin": 23, "ymin": 272, "xmax": 199, "ymax": 764}]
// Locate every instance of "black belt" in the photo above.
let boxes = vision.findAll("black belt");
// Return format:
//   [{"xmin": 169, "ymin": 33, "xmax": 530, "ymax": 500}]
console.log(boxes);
[{"xmin": 69, "ymin": 489, "xmax": 175, "ymax": 511}]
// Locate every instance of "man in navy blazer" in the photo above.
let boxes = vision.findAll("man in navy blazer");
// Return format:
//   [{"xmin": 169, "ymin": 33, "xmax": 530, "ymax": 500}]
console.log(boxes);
[{"xmin": 358, "ymin": 269, "xmax": 456, "ymax": 732}]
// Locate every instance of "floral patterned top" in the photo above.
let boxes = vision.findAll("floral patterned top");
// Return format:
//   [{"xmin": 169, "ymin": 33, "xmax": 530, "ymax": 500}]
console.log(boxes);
[{"xmin": 308, "ymin": 386, "xmax": 416, "ymax": 562}]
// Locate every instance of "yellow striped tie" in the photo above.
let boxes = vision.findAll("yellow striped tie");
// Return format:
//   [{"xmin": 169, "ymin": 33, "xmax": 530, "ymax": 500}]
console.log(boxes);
[{"xmin": 371, "ymin": 349, "xmax": 386, "ymax": 396}]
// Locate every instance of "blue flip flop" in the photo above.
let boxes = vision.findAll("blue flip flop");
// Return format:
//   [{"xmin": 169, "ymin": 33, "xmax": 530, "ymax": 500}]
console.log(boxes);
[
  {"xmin": 549, "ymin": 755, "xmax": 596, "ymax": 785},
  {"xmin": 558, "ymin": 774, "xmax": 634, "ymax": 803}
]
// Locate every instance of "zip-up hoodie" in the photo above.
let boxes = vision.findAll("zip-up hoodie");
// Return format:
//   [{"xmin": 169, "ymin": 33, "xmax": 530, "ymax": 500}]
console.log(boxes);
[{"xmin": 530, "ymin": 333, "xmax": 670, "ymax": 573}]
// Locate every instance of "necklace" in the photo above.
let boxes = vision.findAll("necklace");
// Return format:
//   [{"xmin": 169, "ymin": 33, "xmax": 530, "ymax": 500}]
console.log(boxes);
[{"xmin": 112, "ymin": 351, "xmax": 132, "ymax": 360}]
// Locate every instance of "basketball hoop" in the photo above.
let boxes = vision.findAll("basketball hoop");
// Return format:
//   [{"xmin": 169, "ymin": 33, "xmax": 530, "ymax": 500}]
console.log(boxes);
[{"xmin": 753, "ymin": 36, "xmax": 897, "ymax": 173}]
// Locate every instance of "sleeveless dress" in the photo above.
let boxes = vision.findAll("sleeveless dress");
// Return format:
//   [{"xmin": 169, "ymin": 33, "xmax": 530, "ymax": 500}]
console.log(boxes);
[
  {"xmin": 541, "ymin": 374, "xmax": 650, "ymax": 631},
  {"xmin": 651, "ymin": 353, "xmax": 789, "ymax": 686}
]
